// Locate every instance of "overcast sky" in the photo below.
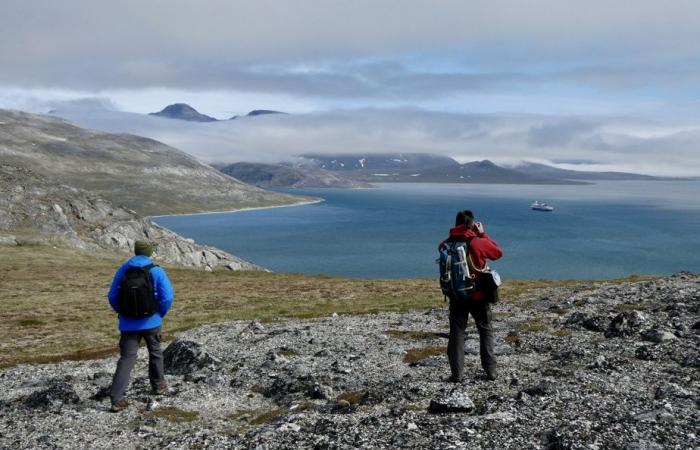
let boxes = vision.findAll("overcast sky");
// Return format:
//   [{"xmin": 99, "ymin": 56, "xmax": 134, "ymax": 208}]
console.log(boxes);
[{"xmin": 1, "ymin": 1, "xmax": 700, "ymax": 174}]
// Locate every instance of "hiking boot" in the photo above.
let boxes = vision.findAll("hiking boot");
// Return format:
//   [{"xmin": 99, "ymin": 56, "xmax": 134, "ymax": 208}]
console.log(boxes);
[
  {"xmin": 152, "ymin": 383, "xmax": 169, "ymax": 396},
  {"xmin": 447, "ymin": 375, "xmax": 463, "ymax": 383},
  {"xmin": 110, "ymin": 399, "xmax": 129, "ymax": 412}
]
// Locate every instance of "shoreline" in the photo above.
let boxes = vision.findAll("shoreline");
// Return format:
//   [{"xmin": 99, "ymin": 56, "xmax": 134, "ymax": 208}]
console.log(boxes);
[{"xmin": 147, "ymin": 198, "xmax": 325, "ymax": 219}]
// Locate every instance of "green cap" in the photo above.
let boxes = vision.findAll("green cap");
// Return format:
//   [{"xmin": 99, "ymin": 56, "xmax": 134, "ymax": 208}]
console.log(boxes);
[{"xmin": 134, "ymin": 240, "xmax": 154, "ymax": 256}]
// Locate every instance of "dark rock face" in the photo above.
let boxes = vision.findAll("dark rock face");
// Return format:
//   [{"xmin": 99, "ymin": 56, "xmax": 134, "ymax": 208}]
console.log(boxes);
[
  {"xmin": 24, "ymin": 381, "xmax": 80, "ymax": 409},
  {"xmin": 163, "ymin": 340, "xmax": 218, "ymax": 375},
  {"xmin": 149, "ymin": 103, "xmax": 218, "ymax": 122}
]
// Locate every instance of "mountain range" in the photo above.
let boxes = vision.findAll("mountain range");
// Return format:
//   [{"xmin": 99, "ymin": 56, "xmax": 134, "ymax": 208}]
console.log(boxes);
[
  {"xmin": 149, "ymin": 104, "xmax": 286, "ymax": 122},
  {"xmin": 219, "ymin": 162, "xmax": 373, "ymax": 189}
]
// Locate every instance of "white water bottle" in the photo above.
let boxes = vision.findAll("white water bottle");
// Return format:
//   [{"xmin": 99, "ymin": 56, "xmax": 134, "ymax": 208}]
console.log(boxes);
[{"xmin": 457, "ymin": 246, "xmax": 470, "ymax": 280}]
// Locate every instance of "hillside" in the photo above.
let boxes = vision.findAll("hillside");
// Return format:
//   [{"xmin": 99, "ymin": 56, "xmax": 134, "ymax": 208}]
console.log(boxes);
[
  {"xmin": 220, "ymin": 162, "xmax": 374, "ymax": 188},
  {"xmin": 0, "ymin": 164, "xmax": 258, "ymax": 270},
  {"xmin": 513, "ymin": 162, "xmax": 662, "ymax": 181},
  {"xmin": 0, "ymin": 249, "xmax": 696, "ymax": 449},
  {"xmin": 299, "ymin": 153, "xmax": 459, "ymax": 172},
  {"xmin": 297, "ymin": 154, "xmax": 584, "ymax": 184},
  {"xmin": 0, "ymin": 109, "xmax": 308, "ymax": 215}
]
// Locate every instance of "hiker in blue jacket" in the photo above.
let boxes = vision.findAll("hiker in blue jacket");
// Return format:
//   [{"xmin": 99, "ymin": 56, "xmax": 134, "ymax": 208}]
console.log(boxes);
[{"xmin": 107, "ymin": 240, "xmax": 174, "ymax": 412}]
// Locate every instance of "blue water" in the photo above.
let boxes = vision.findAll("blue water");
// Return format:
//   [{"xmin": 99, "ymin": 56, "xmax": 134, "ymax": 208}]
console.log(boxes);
[{"xmin": 154, "ymin": 181, "xmax": 700, "ymax": 279}]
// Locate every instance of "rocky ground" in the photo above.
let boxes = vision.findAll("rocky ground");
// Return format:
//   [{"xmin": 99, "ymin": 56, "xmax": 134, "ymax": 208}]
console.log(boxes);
[{"xmin": 0, "ymin": 273, "xmax": 698, "ymax": 449}]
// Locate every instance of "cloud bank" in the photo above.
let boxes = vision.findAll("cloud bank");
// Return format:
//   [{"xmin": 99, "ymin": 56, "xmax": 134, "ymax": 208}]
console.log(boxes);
[{"xmin": 51, "ymin": 103, "xmax": 700, "ymax": 177}]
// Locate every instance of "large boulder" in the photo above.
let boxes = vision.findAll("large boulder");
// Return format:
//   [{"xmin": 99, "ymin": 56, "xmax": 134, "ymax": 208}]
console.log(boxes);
[
  {"xmin": 605, "ymin": 311, "xmax": 648, "ymax": 338},
  {"xmin": 163, "ymin": 340, "xmax": 218, "ymax": 375}
]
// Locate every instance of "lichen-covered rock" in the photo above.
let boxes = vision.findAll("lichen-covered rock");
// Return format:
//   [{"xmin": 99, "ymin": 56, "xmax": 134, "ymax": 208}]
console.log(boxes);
[
  {"xmin": 641, "ymin": 328, "xmax": 677, "ymax": 343},
  {"xmin": 24, "ymin": 381, "xmax": 80, "ymax": 410},
  {"xmin": 428, "ymin": 390, "xmax": 475, "ymax": 413}
]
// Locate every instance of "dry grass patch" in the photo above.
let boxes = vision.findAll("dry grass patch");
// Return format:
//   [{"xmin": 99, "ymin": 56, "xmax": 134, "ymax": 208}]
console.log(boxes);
[
  {"xmin": 250, "ymin": 408, "xmax": 287, "ymax": 425},
  {"xmin": 403, "ymin": 346, "xmax": 446, "ymax": 365},
  {"xmin": 550, "ymin": 329, "xmax": 573, "ymax": 337},
  {"xmin": 0, "ymin": 243, "xmax": 655, "ymax": 368},
  {"xmin": 385, "ymin": 330, "xmax": 438, "ymax": 340},
  {"xmin": 515, "ymin": 318, "xmax": 550, "ymax": 334},
  {"xmin": 336, "ymin": 391, "xmax": 367, "ymax": 405}
]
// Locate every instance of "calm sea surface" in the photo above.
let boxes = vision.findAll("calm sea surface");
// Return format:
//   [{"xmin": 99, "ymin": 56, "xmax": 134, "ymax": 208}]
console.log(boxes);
[{"xmin": 153, "ymin": 181, "xmax": 700, "ymax": 279}]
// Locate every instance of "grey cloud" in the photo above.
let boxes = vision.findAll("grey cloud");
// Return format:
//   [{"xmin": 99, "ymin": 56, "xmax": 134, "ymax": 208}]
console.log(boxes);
[{"xmin": 1, "ymin": 0, "xmax": 700, "ymax": 95}]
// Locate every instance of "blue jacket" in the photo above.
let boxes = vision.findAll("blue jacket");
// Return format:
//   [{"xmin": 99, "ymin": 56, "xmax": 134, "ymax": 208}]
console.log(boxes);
[{"xmin": 107, "ymin": 255, "xmax": 174, "ymax": 332}]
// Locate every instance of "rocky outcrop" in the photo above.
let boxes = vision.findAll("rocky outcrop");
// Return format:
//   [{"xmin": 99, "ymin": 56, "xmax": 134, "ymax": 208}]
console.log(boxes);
[
  {"xmin": 0, "ymin": 274, "xmax": 697, "ymax": 449},
  {"xmin": 0, "ymin": 164, "xmax": 259, "ymax": 270}
]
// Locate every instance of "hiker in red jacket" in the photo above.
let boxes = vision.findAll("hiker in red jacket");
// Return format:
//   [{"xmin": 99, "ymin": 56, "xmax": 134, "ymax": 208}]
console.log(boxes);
[{"xmin": 439, "ymin": 210, "xmax": 503, "ymax": 381}]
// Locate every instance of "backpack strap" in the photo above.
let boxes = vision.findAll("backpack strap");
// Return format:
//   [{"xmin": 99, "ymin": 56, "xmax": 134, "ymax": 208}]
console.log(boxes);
[{"xmin": 142, "ymin": 263, "xmax": 157, "ymax": 271}]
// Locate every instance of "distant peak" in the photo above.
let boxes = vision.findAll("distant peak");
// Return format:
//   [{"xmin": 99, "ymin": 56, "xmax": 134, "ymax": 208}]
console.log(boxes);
[{"xmin": 149, "ymin": 103, "xmax": 218, "ymax": 122}]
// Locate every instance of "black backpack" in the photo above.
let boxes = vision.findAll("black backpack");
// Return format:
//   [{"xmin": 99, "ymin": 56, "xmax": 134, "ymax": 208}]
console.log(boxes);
[{"xmin": 118, "ymin": 264, "xmax": 159, "ymax": 318}]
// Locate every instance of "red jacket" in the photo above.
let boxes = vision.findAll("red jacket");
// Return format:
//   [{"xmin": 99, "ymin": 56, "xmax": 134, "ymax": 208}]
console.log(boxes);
[{"xmin": 439, "ymin": 224, "xmax": 503, "ymax": 300}]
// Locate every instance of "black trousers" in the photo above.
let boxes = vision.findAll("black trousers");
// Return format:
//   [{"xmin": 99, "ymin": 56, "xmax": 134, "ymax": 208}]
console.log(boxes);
[
  {"xmin": 447, "ymin": 298, "xmax": 496, "ymax": 378},
  {"xmin": 110, "ymin": 326, "xmax": 165, "ymax": 403}
]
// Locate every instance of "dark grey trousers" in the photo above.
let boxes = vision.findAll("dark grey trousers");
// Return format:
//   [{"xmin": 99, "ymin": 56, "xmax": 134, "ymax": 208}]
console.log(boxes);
[
  {"xmin": 110, "ymin": 326, "xmax": 165, "ymax": 403},
  {"xmin": 447, "ymin": 299, "xmax": 496, "ymax": 378}
]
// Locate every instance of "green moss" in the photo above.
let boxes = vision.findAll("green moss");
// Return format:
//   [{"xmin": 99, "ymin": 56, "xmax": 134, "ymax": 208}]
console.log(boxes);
[{"xmin": 149, "ymin": 406, "xmax": 199, "ymax": 423}]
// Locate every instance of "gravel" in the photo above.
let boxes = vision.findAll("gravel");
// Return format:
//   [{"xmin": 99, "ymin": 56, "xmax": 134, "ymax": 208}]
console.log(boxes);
[{"xmin": 0, "ymin": 273, "xmax": 698, "ymax": 449}]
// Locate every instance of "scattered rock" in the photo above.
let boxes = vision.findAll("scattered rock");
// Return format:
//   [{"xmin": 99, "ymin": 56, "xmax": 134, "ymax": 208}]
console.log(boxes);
[
  {"xmin": 641, "ymin": 329, "xmax": 677, "ymax": 343},
  {"xmin": 635, "ymin": 346, "xmax": 656, "ymax": 361},
  {"xmin": 654, "ymin": 383, "xmax": 693, "ymax": 400},
  {"xmin": 0, "ymin": 235, "xmax": 17, "ymax": 245},
  {"xmin": 523, "ymin": 379, "xmax": 558, "ymax": 397},
  {"xmin": 428, "ymin": 390, "xmax": 475, "ymax": 413}
]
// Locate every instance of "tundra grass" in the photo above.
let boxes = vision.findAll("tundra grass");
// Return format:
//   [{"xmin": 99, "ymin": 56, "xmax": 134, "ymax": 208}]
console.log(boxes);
[{"xmin": 0, "ymin": 244, "xmax": 657, "ymax": 368}]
